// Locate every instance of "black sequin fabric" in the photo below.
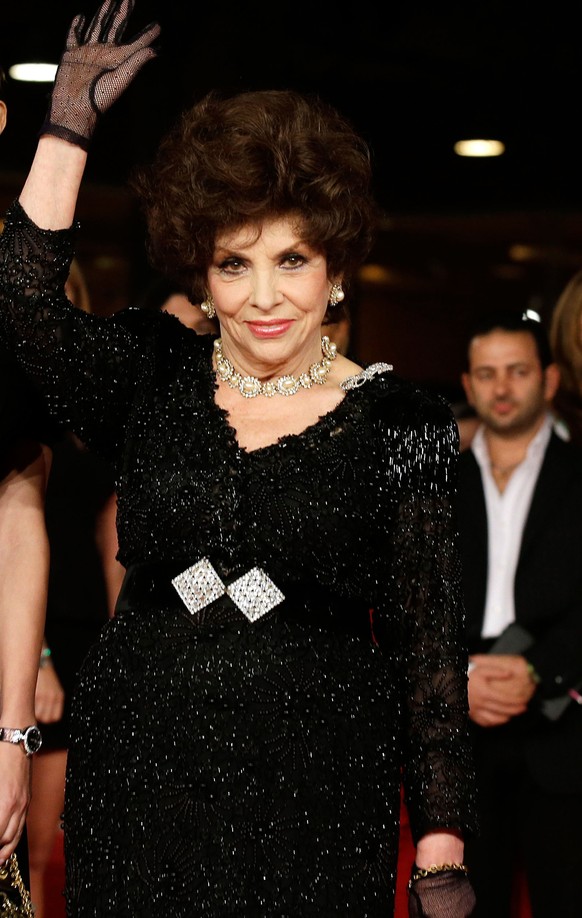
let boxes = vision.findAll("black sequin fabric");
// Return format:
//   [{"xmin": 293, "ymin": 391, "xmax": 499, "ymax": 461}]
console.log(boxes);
[{"xmin": 0, "ymin": 201, "xmax": 477, "ymax": 917}]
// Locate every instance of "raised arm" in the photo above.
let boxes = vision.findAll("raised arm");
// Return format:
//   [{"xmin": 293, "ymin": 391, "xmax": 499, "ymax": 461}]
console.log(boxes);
[
  {"xmin": 0, "ymin": 2, "xmax": 162, "ymax": 459},
  {"xmin": 20, "ymin": 0, "xmax": 159, "ymax": 230}
]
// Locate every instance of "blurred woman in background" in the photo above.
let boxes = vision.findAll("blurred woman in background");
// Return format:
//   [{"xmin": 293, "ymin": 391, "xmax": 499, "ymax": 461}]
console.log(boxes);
[{"xmin": 549, "ymin": 269, "xmax": 582, "ymax": 449}]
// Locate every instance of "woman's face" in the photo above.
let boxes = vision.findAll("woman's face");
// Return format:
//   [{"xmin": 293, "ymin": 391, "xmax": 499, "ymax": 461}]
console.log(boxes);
[{"xmin": 207, "ymin": 215, "xmax": 338, "ymax": 377}]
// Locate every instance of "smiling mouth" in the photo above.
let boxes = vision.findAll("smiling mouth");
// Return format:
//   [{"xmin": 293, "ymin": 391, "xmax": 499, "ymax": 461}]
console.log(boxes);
[
  {"xmin": 246, "ymin": 320, "xmax": 294, "ymax": 337},
  {"xmin": 247, "ymin": 320, "xmax": 293, "ymax": 325}
]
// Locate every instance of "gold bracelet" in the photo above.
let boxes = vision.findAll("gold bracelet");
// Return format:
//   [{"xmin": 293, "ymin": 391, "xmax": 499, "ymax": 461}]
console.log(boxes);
[{"xmin": 409, "ymin": 862, "xmax": 469, "ymax": 887}]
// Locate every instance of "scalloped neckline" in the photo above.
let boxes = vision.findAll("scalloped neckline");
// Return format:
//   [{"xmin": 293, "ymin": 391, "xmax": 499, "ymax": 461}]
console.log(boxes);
[{"xmin": 205, "ymin": 354, "xmax": 392, "ymax": 457}]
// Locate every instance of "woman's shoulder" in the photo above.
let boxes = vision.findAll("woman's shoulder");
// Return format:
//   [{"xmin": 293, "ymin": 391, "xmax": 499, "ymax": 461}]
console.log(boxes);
[
  {"xmin": 111, "ymin": 306, "xmax": 214, "ymax": 351},
  {"xmin": 105, "ymin": 307, "xmax": 214, "ymax": 389},
  {"xmin": 353, "ymin": 365, "xmax": 456, "ymax": 431}
]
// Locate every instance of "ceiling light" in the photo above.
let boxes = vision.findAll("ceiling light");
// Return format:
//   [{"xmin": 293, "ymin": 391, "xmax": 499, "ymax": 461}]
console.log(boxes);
[
  {"xmin": 453, "ymin": 138, "xmax": 505, "ymax": 158},
  {"xmin": 8, "ymin": 63, "xmax": 57, "ymax": 83}
]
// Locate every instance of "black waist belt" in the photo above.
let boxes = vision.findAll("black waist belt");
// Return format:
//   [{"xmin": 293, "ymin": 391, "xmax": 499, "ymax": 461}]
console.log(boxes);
[
  {"xmin": 115, "ymin": 558, "xmax": 373, "ymax": 639},
  {"xmin": 116, "ymin": 560, "xmax": 195, "ymax": 613},
  {"xmin": 116, "ymin": 559, "xmax": 265, "ymax": 629}
]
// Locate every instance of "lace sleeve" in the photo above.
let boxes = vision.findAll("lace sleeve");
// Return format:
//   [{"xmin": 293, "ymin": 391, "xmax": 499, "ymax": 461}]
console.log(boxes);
[
  {"xmin": 381, "ymin": 404, "xmax": 478, "ymax": 844},
  {"xmin": 0, "ymin": 200, "xmax": 157, "ymax": 463}
]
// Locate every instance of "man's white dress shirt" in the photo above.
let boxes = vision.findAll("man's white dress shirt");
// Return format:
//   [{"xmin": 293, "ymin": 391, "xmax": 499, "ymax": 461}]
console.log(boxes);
[{"xmin": 471, "ymin": 413, "xmax": 553, "ymax": 638}]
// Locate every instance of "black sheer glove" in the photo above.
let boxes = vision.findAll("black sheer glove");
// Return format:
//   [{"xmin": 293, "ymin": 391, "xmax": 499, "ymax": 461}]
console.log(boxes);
[
  {"xmin": 40, "ymin": 0, "xmax": 160, "ymax": 150},
  {"xmin": 408, "ymin": 868, "xmax": 476, "ymax": 917}
]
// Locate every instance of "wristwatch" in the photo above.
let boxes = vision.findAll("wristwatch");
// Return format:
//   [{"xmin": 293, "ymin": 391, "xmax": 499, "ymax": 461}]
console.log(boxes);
[{"xmin": 0, "ymin": 725, "xmax": 43, "ymax": 756}]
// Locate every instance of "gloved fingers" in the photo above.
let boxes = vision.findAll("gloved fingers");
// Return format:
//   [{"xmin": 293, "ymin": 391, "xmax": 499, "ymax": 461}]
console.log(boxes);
[
  {"xmin": 103, "ymin": 0, "xmax": 137, "ymax": 44},
  {"xmin": 122, "ymin": 22, "xmax": 162, "ymax": 56},
  {"xmin": 84, "ymin": 0, "xmax": 131, "ymax": 45},
  {"xmin": 84, "ymin": 0, "xmax": 116, "ymax": 42},
  {"xmin": 41, "ymin": 0, "xmax": 160, "ymax": 146},
  {"xmin": 65, "ymin": 14, "xmax": 87, "ymax": 51},
  {"xmin": 94, "ymin": 44, "xmax": 159, "ymax": 105},
  {"xmin": 80, "ymin": 0, "xmax": 152, "ymax": 51}
]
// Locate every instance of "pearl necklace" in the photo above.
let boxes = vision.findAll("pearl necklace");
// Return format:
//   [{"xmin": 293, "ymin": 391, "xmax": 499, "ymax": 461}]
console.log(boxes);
[{"xmin": 213, "ymin": 335, "xmax": 338, "ymax": 398}]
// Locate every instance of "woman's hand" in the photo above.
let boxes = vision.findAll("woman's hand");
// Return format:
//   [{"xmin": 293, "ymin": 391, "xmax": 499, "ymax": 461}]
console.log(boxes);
[
  {"xmin": 21, "ymin": 0, "xmax": 159, "ymax": 228},
  {"xmin": 0, "ymin": 745, "xmax": 30, "ymax": 864},
  {"xmin": 409, "ymin": 830, "xmax": 476, "ymax": 916},
  {"xmin": 408, "ymin": 868, "xmax": 476, "ymax": 917},
  {"xmin": 34, "ymin": 665, "xmax": 65, "ymax": 725},
  {"xmin": 41, "ymin": 0, "xmax": 160, "ymax": 150}
]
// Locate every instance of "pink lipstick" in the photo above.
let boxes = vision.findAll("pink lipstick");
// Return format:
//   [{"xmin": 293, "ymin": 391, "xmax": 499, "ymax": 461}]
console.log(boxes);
[{"xmin": 246, "ymin": 320, "xmax": 294, "ymax": 339}]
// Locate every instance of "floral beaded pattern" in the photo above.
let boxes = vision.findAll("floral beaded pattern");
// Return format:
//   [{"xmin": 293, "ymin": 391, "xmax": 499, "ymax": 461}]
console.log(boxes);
[{"xmin": 0, "ymin": 200, "xmax": 477, "ymax": 917}]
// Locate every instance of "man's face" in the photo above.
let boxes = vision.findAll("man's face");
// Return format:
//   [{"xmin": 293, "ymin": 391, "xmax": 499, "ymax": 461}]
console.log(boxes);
[{"xmin": 462, "ymin": 329, "xmax": 556, "ymax": 436}]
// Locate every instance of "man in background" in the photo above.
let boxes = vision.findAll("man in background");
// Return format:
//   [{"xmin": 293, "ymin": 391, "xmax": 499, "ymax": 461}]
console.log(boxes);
[{"xmin": 456, "ymin": 310, "xmax": 582, "ymax": 917}]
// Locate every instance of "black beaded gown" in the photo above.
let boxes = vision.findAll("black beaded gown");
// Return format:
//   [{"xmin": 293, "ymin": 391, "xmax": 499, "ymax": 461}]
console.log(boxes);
[{"xmin": 0, "ymin": 201, "xmax": 477, "ymax": 917}]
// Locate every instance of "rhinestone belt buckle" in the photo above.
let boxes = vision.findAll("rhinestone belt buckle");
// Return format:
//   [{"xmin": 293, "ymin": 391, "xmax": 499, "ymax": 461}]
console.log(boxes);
[
  {"xmin": 171, "ymin": 558, "xmax": 225, "ymax": 614},
  {"xmin": 226, "ymin": 568, "xmax": 285, "ymax": 622},
  {"xmin": 171, "ymin": 558, "xmax": 284, "ymax": 623}
]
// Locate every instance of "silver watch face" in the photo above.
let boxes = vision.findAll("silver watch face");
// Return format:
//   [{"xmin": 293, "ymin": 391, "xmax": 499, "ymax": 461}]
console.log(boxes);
[{"xmin": 23, "ymin": 726, "xmax": 42, "ymax": 755}]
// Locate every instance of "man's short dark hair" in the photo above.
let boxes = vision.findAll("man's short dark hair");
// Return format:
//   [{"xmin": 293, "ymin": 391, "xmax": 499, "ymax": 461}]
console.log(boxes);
[
  {"xmin": 465, "ymin": 309, "xmax": 553, "ymax": 370},
  {"xmin": 0, "ymin": 67, "xmax": 6, "ymax": 100}
]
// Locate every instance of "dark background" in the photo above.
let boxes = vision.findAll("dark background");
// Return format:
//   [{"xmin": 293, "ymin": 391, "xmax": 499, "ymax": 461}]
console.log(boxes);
[{"xmin": 2, "ymin": 0, "xmax": 582, "ymax": 399}]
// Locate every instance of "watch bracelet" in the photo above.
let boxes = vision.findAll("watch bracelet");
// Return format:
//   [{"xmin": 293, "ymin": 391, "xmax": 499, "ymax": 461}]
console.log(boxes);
[
  {"xmin": 409, "ymin": 862, "xmax": 469, "ymax": 887},
  {"xmin": 0, "ymin": 726, "xmax": 42, "ymax": 755}
]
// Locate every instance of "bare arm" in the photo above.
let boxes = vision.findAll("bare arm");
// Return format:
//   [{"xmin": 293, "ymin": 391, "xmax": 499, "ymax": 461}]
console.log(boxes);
[
  {"xmin": 19, "ymin": 136, "xmax": 87, "ymax": 231},
  {"xmin": 0, "ymin": 441, "xmax": 51, "ymax": 861}
]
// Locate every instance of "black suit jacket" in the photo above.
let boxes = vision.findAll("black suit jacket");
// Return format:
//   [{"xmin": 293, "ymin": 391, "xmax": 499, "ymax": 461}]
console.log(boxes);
[{"xmin": 456, "ymin": 432, "xmax": 582, "ymax": 791}]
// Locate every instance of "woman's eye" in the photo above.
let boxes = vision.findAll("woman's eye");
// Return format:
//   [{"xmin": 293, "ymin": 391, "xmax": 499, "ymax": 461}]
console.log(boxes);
[
  {"xmin": 282, "ymin": 253, "xmax": 305, "ymax": 268},
  {"xmin": 219, "ymin": 258, "xmax": 245, "ymax": 273}
]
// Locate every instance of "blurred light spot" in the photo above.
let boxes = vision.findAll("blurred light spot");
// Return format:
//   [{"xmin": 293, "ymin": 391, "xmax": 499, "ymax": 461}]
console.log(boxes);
[
  {"xmin": 523, "ymin": 308, "xmax": 541, "ymax": 322},
  {"xmin": 9, "ymin": 63, "xmax": 57, "ymax": 83},
  {"xmin": 454, "ymin": 138, "xmax": 505, "ymax": 158}
]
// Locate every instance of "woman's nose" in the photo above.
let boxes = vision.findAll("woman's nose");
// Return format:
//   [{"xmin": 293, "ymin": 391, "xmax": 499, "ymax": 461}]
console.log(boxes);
[{"xmin": 248, "ymin": 273, "xmax": 282, "ymax": 311}]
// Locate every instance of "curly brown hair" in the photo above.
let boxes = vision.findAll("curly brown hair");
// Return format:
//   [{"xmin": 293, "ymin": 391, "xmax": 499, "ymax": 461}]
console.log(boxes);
[{"xmin": 130, "ymin": 89, "xmax": 379, "ymax": 304}]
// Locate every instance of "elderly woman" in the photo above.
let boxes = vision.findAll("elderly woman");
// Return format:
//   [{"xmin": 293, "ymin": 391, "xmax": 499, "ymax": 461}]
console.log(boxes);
[{"xmin": 0, "ymin": 2, "xmax": 477, "ymax": 915}]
